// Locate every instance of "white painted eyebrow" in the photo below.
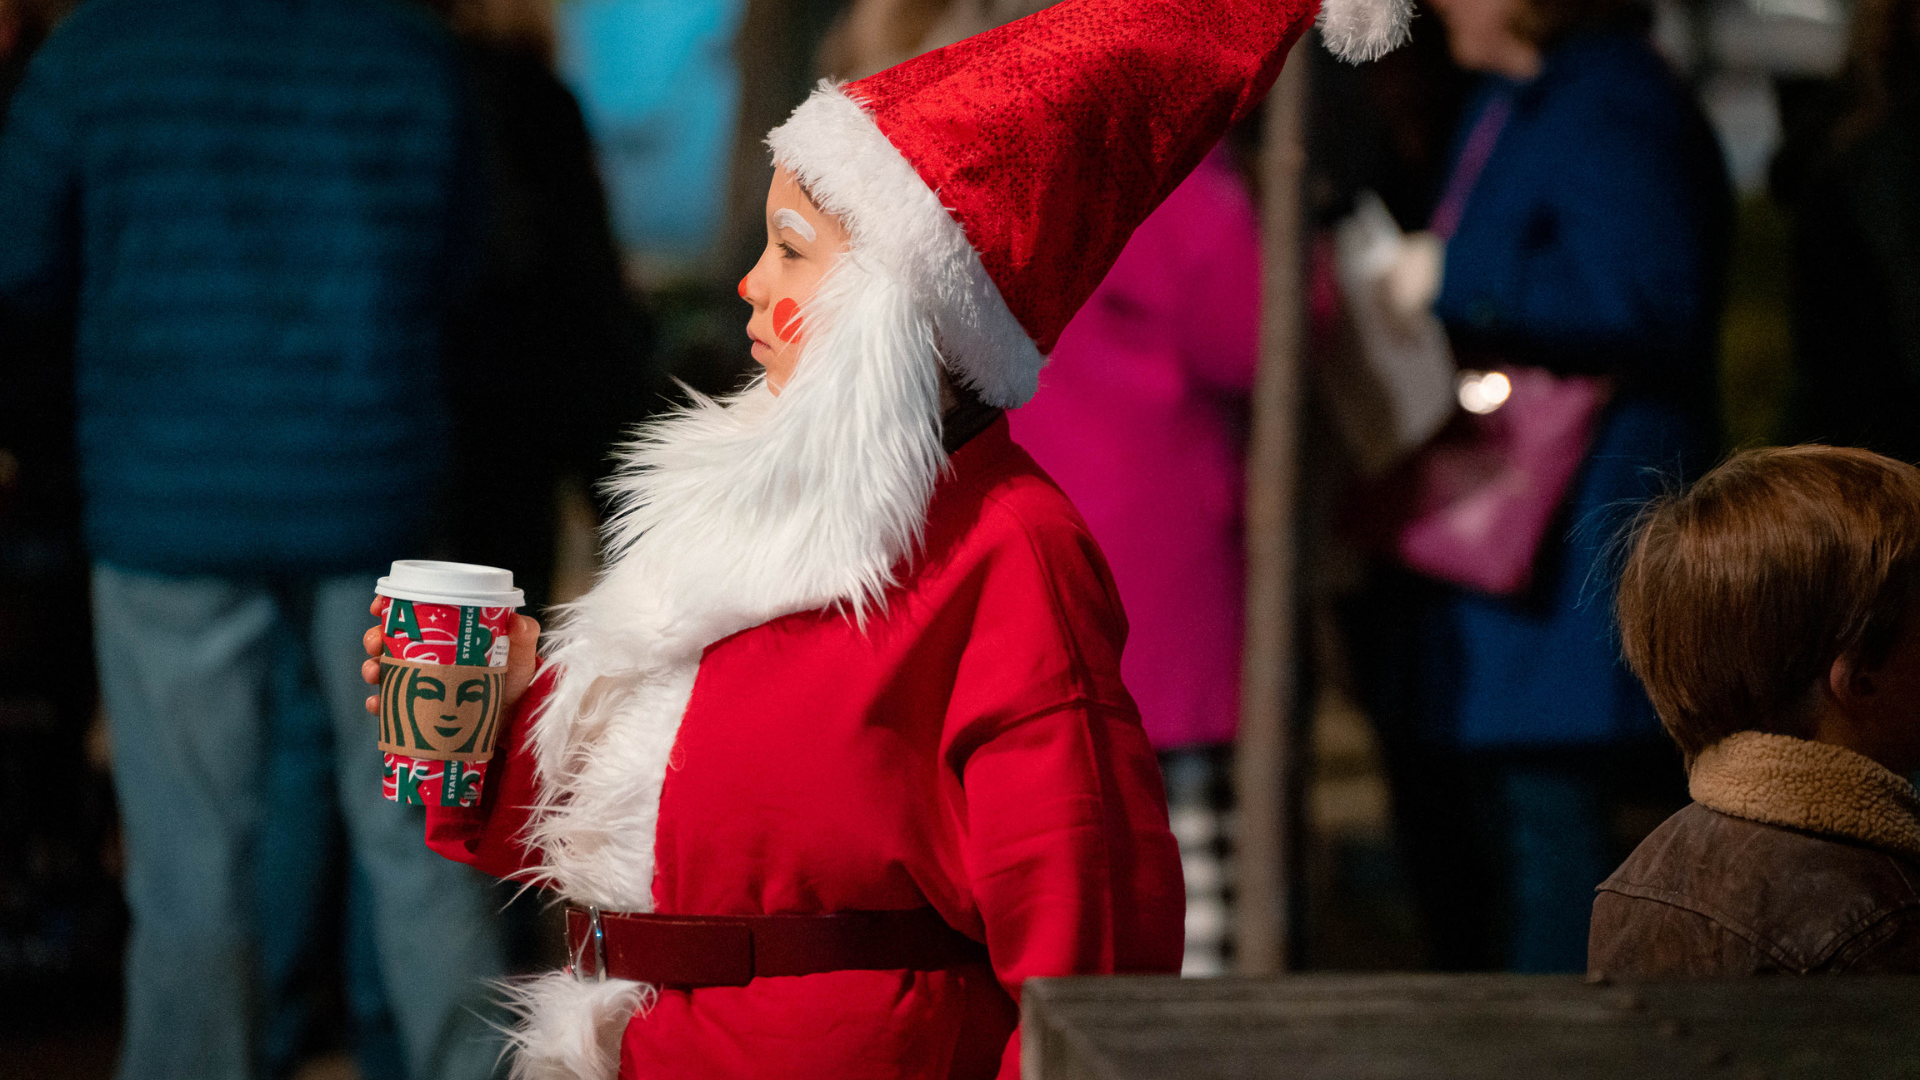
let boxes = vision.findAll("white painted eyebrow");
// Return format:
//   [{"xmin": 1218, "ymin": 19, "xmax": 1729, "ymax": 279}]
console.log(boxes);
[{"xmin": 773, "ymin": 208, "xmax": 816, "ymax": 243}]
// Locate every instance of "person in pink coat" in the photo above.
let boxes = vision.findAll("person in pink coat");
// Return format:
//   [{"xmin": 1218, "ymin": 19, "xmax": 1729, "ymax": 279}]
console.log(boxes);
[{"xmin": 1012, "ymin": 145, "xmax": 1261, "ymax": 974}]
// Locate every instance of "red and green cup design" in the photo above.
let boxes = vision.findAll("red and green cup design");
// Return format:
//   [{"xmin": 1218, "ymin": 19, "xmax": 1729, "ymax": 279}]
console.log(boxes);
[{"xmin": 377, "ymin": 598, "xmax": 513, "ymax": 807}]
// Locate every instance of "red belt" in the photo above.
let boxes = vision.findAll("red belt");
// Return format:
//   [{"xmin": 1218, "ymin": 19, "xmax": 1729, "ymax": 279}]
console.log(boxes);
[{"xmin": 563, "ymin": 905, "xmax": 989, "ymax": 988}]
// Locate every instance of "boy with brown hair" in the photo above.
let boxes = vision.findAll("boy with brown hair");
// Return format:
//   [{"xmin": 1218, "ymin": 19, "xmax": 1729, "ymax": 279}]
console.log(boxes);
[{"xmin": 1593, "ymin": 444, "xmax": 1920, "ymax": 975}]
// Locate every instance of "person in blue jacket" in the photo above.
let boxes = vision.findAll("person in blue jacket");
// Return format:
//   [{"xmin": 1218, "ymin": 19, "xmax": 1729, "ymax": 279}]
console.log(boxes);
[
  {"xmin": 0, "ymin": 1, "xmax": 508, "ymax": 1076},
  {"xmin": 1345, "ymin": 0, "xmax": 1730, "ymax": 971}
]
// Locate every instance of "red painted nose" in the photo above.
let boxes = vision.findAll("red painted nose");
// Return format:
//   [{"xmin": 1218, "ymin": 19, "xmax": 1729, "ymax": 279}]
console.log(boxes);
[{"xmin": 736, "ymin": 275, "xmax": 751, "ymax": 300}]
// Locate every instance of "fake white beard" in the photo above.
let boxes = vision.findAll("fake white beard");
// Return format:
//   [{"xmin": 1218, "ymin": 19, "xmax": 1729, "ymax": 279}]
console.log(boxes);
[
  {"xmin": 493, "ymin": 250, "xmax": 949, "ymax": 1080},
  {"xmin": 519, "ymin": 248, "xmax": 947, "ymax": 912}
]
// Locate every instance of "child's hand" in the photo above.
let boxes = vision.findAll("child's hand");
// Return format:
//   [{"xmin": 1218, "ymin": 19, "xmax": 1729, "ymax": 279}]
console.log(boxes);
[{"xmin": 361, "ymin": 596, "xmax": 541, "ymax": 715}]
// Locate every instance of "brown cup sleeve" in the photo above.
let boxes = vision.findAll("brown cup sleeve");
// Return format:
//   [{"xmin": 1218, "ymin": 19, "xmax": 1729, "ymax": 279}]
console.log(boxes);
[{"xmin": 377, "ymin": 656, "xmax": 507, "ymax": 762}]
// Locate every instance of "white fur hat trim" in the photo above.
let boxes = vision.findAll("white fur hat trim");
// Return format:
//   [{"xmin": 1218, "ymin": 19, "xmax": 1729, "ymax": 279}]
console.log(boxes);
[{"xmin": 766, "ymin": 81, "xmax": 1047, "ymax": 409}]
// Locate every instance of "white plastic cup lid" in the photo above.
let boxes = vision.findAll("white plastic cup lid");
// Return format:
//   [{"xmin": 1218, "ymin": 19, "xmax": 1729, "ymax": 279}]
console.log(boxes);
[{"xmin": 374, "ymin": 560, "xmax": 525, "ymax": 609}]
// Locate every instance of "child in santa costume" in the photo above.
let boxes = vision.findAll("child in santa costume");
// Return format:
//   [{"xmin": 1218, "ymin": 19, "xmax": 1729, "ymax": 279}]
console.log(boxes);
[{"xmin": 363, "ymin": 1, "xmax": 1404, "ymax": 1077}]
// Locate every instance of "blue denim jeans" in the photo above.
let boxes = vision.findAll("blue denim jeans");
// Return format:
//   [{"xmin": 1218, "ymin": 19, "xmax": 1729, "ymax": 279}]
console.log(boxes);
[
  {"xmin": 255, "ymin": 618, "xmax": 410, "ymax": 1080},
  {"xmin": 92, "ymin": 564, "xmax": 507, "ymax": 1080}
]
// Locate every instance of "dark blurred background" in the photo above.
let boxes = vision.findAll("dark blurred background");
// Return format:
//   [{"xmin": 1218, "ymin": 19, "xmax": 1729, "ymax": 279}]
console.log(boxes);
[{"xmin": 1, "ymin": 0, "xmax": 1911, "ymax": 1074}]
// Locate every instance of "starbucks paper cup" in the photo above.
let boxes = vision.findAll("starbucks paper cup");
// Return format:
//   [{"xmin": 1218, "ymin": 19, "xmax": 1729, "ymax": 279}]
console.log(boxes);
[{"xmin": 374, "ymin": 561, "xmax": 523, "ymax": 807}]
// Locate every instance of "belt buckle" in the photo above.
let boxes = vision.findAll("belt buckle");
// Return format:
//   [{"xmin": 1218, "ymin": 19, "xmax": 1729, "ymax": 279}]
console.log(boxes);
[
  {"xmin": 568, "ymin": 905, "xmax": 609, "ymax": 981},
  {"xmin": 588, "ymin": 906, "xmax": 608, "ymax": 982}
]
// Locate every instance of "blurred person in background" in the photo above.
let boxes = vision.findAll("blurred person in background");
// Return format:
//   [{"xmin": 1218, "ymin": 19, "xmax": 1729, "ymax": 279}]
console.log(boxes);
[
  {"xmin": 0, "ymin": 1, "xmax": 508, "ymax": 1077},
  {"xmin": 1012, "ymin": 147, "xmax": 1261, "ymax": 976},
  {"xmin": 252, "ymin": 1, "xmax": 652, "ymax": 1073},
  {"xmin": 1774, "ymin": 0, "xmax": 1920, "ymax": 463},
  {"xmin": 1344, "ymin": 0, "xmax": 1729, "ymax": 971}
]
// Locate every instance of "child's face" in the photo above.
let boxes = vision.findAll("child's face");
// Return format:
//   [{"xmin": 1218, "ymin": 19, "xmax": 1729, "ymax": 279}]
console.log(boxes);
[{"xmin": 738, "ymin": 167, "xmax": 851, "ymax": 394}]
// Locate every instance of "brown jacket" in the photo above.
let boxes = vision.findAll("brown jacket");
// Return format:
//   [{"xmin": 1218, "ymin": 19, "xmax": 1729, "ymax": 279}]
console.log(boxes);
[{"xmin": 1590, "ymin": 732, "xmax": 1920, "ymax": 975}]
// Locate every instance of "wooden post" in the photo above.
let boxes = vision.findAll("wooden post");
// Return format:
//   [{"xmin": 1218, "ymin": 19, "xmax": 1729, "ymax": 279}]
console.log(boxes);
[{"xmin": 1233, "ymin": 38, "xmax": 1309, "ymax": 976}]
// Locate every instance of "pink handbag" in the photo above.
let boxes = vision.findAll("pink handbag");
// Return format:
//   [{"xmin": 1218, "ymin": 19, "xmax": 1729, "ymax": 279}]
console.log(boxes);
[
  {"xmin": 1361, "ymin": 367, "xmax": 1610, "ymax": 596},
  {"xmin": 1352, "ymin": 93, "xmax": 1611, "ymax": 596}
]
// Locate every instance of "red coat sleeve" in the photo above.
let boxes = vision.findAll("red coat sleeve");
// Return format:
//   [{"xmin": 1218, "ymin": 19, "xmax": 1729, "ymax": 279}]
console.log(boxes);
[
  {"xmin": 422, "ymin": 662, "xmax": 551, "ymax": 882},
  {"xmin": 944, "ymin": 490, "xmax": 1186, "ymax": 1079},
  {"xmin": 963, "ymin": 703, "xmax": 1185, "ymax": 1078}
]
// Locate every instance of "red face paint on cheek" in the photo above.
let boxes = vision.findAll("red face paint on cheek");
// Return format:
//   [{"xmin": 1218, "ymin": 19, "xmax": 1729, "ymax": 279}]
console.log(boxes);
[{"xmin": 771, "ymin": 297, "xmax": 802, "ymax": 343}]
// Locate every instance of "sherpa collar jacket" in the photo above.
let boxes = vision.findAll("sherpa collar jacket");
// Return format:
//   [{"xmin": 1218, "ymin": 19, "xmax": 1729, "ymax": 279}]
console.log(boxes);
[{"xmin": 1589, "ymin": 732, "xmax": 1920, "ymax": 975}]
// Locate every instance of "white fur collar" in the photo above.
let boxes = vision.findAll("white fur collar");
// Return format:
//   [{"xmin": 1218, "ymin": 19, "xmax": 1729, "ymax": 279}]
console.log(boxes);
[
  {"xmin": 525, "ymin": 249, "xmax": 944, "ymax": 910},
  {"xmin": 499, "ymin": 251, "xmax": 945, "ymax": 1080}
]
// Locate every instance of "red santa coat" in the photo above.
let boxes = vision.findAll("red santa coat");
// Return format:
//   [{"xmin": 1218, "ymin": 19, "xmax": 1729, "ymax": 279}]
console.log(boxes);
[{"xmin": 425, "ymin": 417, "xmax": 1185, "ymax": 1079}]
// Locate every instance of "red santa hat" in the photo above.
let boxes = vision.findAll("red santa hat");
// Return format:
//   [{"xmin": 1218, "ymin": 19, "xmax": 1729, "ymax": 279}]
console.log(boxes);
[{"xmin": 767, "ymin": 0, "xmax": 1407, "ymax": 408}]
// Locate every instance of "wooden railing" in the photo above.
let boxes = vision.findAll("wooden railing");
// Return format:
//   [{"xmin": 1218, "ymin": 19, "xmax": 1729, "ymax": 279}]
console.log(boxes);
[{"xmin": 1023, "ymin": 973, "xmax": 1920, "ymax": 1079}]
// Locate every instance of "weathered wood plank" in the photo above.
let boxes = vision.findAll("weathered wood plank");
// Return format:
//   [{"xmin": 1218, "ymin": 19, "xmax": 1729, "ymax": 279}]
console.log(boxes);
[{"xmin": 1023, "ymin": 975, "xmax": 1920, "ymax": 1080}]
